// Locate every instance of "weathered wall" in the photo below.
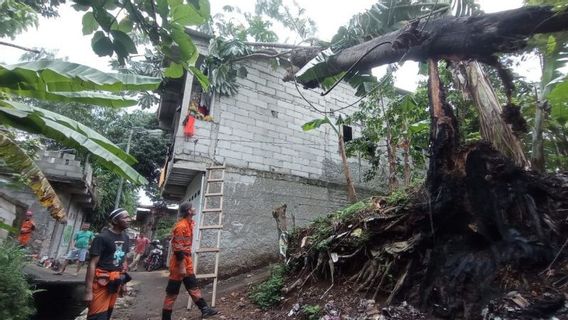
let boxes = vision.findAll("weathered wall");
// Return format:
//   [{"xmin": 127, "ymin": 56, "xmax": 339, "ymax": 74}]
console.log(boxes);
[
  {"xmin": 0, "ymin": 195, "xmax": 18, "ymax": 240},
  {"xmin": 0, "ymin": 151, "xmax": 93, "ymax": 258},
  {"xmin": 191, "ymin": 168, "xmax": 376, "ymax": 277}
]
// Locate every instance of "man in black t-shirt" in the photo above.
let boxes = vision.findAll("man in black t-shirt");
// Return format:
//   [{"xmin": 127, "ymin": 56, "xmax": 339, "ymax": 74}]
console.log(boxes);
[{"xmin": 84, "ymin": 208, "xmax": 131, "ymax": 320}]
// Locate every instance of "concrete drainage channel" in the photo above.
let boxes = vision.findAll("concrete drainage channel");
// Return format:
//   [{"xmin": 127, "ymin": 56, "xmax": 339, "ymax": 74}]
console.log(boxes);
[{"xmin": 31, "ymin": 282, "xmax": 86, "ymax": 320}]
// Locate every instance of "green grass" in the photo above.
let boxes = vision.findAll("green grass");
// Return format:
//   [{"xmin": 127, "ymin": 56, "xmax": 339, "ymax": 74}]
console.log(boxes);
[
  {"xmin": 249, "ymin": 264, "xmax": 286, "ymax": 310},
  {"xmin": 0, "ymin": 240, "xmax": 35, "ymax": 320},
  {"xmin": 302, "ymin": 304, "xmax": 322, "ymax": 320}
]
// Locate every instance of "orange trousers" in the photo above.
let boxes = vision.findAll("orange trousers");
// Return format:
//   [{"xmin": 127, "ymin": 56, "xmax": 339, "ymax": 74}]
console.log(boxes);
[
  {"xmin": 163, "ymin": 255, "xmax": 203, "ymax": 314},
  {"xmin": 87, "ymin": 269, "xmax": 121, "ymax": 320}
]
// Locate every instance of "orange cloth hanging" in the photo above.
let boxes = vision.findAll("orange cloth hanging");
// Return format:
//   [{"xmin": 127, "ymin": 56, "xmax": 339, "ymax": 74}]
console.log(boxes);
[{"xmin": 183, "ymin": 115, "xmax": 195, "ymax": 137}]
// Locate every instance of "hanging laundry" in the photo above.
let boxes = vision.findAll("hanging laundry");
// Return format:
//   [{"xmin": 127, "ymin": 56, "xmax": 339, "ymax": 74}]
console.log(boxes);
[{"xmin": 183, "ymin": 115, "xmax": 196, "ymax": 137}]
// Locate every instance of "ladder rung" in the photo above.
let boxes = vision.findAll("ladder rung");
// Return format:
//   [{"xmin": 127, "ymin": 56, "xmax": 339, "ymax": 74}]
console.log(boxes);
[
  {"xmin": 196, "ymin": 273, "xmax": 217, "ymax": 279},
  {"xmin": 196, "ymin": 248, "xmax": 220, "ymax": 253},
  {"xmin": 207, "ymin": 178, "xmax": 224, "ymax": 182},
  {"xmin": 207, "ymin": 165, "xmax": 226, "ymax": 170},
  {"xmin": 200, "ymin": 225, "xmax": 223, "ymax": 230},
  {"xmin": 205, "ymin": 193, "xmax": 223, "ymax": 197},
  {"xmin": 202, "ymin": 208, "xmax": 222, "ymax": 212}
]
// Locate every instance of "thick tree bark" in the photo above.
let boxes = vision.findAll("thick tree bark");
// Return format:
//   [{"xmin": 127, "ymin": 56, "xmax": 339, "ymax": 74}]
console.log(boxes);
[
  {"xmin": 454, "ymin": 61, "xmax": 530, "ymax": 168},
  {"xmin": 290, "ymin": 6, "xmax": 568, "ymax": 85},
  {"xmin": 426, "ymin": 59, "xmax": 459, "ymax": 196}
]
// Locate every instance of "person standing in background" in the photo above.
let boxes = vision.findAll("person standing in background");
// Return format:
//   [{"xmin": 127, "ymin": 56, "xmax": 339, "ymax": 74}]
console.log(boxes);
[
  {"xmin": 55, "ymin": 223, "xmax": 95, "ymax": 275},
  {"xmin": 129, "ymin": 233, "xmax": 150, "ymax": 271},
  {"xmin": 18, "ymin": 210, "xmax": 36, "ymax": 247}
]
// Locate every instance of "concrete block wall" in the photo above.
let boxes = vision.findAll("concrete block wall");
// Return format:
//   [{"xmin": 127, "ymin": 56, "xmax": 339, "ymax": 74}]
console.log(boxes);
[
  {"xmin": 206, "ymin": 59, "xmax": 382, "ymax": 189},
  {"xmin": 0, "ymin": 195, "xmax": 18, "ymax": 240},
  {"xmin": 36, "ymin": 151, "xmax": 87, "ymax": 182},
  {"xmin": 207, "ymin": 169, "xmax": 375, "ymax": 277}
]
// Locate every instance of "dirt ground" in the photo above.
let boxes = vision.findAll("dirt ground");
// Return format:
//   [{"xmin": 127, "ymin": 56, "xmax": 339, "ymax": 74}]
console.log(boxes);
[
  {"xmin": 110, "ymin": 266, "xmax": 274, "ymax": 320},
  {"xmin": 109, "ymin": 269, "xmax": 417, "ymax": 320}
]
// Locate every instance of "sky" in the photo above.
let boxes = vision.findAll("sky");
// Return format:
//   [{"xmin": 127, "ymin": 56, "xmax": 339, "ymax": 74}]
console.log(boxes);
[{"xmin": 1, "ymin": 0, "xmax": 533, "ymax": 205}]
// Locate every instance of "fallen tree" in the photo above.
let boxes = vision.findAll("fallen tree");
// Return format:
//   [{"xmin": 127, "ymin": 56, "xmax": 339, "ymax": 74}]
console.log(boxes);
[
  {"xmin": 289, "ymin": 5, "xmax": 568, "ymax": 87},
  {"xmin": 278, "ymin": 4, "xmax": 568, "ymax": 319},
  {"xmin": 283, "ymin": 49, "xmax": 568, "ymax": 320}
]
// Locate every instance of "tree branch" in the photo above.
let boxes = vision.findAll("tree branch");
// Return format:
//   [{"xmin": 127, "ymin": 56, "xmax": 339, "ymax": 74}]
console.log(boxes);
[
  {"xmin": 0, "ymin": 41, "xmax": 41, "ymax": 54},
  {"xmin": 291, "ymin": 6, "xmax": 568, "ymax": 87}
]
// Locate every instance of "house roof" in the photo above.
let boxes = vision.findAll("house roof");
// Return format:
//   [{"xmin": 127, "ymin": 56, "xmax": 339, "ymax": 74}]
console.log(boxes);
[{"xmin": 0, "ymin": 191, "xmax": 28, "ymax": 209}]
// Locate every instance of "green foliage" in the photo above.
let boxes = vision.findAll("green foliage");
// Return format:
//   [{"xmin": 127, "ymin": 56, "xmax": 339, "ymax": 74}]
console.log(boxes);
[
  {"xmin": 302, "ymin": 117, "xmax": 336, "ymax": 133},
  {"xmin": 0, "ymin": 60, "xmax": 159, "ymax": 107},
  {"xmin": 205, "ymin": 38, "xmax": 252, "ymax": 96},
  {"xmin": 19, "ymin": 0, "xmax": 64, "ymax": 18},
  {"xmin": 310, "ymin": 199, "xmax": 372, "ymax": 251},
  {"xmin": 386, "ymin": 188, "xmax": 409, "ymax": 205},
  {"xmin": 249, "ymin": 264, "xmax": 286, "ymax": 310},
  {"xmin": 302, "ymin": 304, "xmax": 322, "ymax": 320},
  {"xmin": 154, "ymin": 215, "xmax": 177, "ymax": 239},
  {"xmin": 36, "ymin": 103, "xmax": 170, "ymax": 215},
  {"xmin": 0, "ymin": 100, "xmax": 148, "ymax": 185},
  {"xmin": 548, "ymin": 78, "xmax": 568, "ymax": 125},
  {"xmin": 255, "ymin": 0, "xmax": 317, "ymax": 40},
  {"xmin": 201, "ymin": 0, "xmax": 316, "ymax": 96},
  {"xmin": 345, "ymin": 73, "xmax": 430, "ymax": 182},
  {"xmin": 74, "ymin": 0, "xmax": 209, "ymax": 68},
  {"xmin": 0, "ymin": 0, "xmax": 38, "ymax": 39},
  {"xmin": 90, "ymin": 169, "xmax": 136, "ymax": 229},
  {"xmin": 0, "ymin": 241, "xmax": 35, "ymax": 320}
]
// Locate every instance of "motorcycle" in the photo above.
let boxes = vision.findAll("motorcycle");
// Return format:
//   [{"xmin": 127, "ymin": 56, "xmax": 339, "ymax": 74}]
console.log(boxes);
[{"xmin": 144, "ymin": 240, "xmax": 164, "ymax": 271}]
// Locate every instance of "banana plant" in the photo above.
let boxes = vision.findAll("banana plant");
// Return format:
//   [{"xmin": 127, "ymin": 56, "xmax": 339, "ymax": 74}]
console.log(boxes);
[
  {"xmin": 0, "ymin": 130, "xmax": 66, "ymax": 220},
  {"xmin": 0, "ymin": 59, "xmax": 161, "ymax": 221},
  {"xmin": 525, "ymin": 0, "xmax": 568, "ymax": 171}
]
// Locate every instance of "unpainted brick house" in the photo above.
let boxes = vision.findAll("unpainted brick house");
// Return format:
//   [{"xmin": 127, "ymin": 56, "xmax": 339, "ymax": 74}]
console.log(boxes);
[
  {"xmin": 158, "ymin": 30, "xmax": 383, "ymax": 276},
  {"xmin": 0, "ymin": 151, "xmax": 96, "ymax": 259}
]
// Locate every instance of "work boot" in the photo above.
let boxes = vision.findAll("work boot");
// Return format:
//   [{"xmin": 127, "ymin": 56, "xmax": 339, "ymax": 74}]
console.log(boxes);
[{"xmin": 201, "ymin": 306, "xmax": 218, "ymax": 318}]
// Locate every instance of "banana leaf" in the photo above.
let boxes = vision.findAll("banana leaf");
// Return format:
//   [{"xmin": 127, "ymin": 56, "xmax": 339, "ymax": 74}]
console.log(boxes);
[
  {"xmin": 0, "ymin": 59, "xmax": 160, "ymax": 94},
  {"xmin": 0, "ymin": 132, "xmax": 66, "ymax": 221},
  {"xmin": 0, "ymin": 100, "xmax": 147, "ymax": 185}
]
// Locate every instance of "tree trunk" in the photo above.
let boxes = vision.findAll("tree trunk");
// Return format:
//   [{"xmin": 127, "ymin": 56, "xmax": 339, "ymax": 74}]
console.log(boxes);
[
  {"xmin": 290, "ymin": 6, "xmax": 568, "ymax": 86},
  {"xmin": 402, "ymin": 137, "xmax": 411, "ymax": 186},
  {"xmin": 387, "ymin": 137, "xmax": 398, "ymax": 191},
  {"xmin": 454, "ymin": 61, "xmax": 529, "ymax": 168},
  {"xmin": 426, "ymin": 59, "xmax": 459, "ymax": 195},
  {"xmin": 531, "ymin": 54, "xmax": 555, "ymax": 172},
  {"xmin": 532, "ymin": 103, "xmax": 546, "ymax": 171},
  {"xmin": 339, "ymin": 133, "xmax": 358, "ymax": 203}
]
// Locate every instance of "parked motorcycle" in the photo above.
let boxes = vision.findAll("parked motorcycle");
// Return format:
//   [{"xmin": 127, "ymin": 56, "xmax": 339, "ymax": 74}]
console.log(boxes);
[{"xmin": 144, "ymin": 240, "xmax": 164, "ymax": 271}]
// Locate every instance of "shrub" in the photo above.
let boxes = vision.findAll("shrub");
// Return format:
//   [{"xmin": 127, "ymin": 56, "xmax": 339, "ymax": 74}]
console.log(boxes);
[
  {"xmin": 0, "ymin": 240, "xmax": 35, "ymax": 320},
  {"xmin": 249, "ymin": 264, "xmax": 286, "ymax": 310},
  {"xmin": 302, "ymin": 304, "xmax": 322, "ymax": 320}
]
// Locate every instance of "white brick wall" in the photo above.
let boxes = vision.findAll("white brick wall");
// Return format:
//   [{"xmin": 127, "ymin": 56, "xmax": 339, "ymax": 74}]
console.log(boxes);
[{"xmin": 173, "ymin": 58, "xmax": 379, "ymax": 187}]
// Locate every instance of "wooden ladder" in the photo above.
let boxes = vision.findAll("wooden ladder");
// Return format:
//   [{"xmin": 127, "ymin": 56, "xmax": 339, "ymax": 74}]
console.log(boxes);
[{"xmin": 188, "ymin": 164, "xmax": 225, "ymax": 309}]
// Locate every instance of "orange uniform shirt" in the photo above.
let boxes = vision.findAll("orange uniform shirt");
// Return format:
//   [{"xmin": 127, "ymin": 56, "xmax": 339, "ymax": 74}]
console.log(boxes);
[
  {"xmin": 169, "ymin": 218, "xmax": 195, "ymax": 280},
  {"xmin": 18, "ymin": 219, "xmax": 35, "ymax": 246}
]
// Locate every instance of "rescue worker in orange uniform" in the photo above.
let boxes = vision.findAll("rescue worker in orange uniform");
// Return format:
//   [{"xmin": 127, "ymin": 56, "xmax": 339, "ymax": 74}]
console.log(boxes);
[
  {"xmin": 84, "ymin": 208, "xmax": 131, "ymax": 320},
  {"xmin": 162, "ymin": 202, "xmax": 218, "ymax": 319},
  {"xmin": 18, "ymin": 210, "xmax": 36, "ymax": 247}
]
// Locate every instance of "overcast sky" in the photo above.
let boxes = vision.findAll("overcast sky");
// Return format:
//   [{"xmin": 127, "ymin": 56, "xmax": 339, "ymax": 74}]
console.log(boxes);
[{"xmin": 2, "ymin": 1, "xmax": 527, "ymax": 68}]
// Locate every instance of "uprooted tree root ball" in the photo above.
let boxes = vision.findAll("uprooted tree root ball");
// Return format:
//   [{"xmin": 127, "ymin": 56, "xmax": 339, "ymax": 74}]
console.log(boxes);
[{"xmin": 284, "ymin": 143, "xmax": 568, "ymax": 319}]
